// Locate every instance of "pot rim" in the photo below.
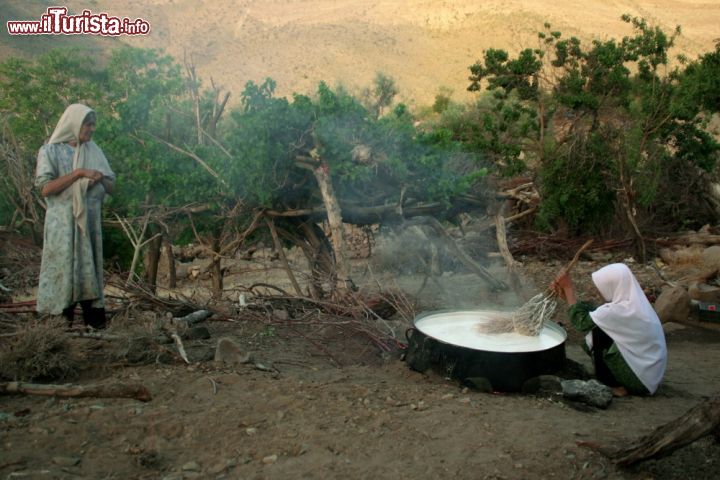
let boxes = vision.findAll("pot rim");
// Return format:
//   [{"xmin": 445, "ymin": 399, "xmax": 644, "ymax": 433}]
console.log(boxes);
[{"xmin": 412, "ymin": 309, "xmax": 567, "ymax": 354}]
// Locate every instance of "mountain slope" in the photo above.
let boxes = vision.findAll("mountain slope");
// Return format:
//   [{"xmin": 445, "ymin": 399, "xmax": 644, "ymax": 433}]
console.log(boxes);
[{"xmin": 2, "ymin": 0, "xmax": 718, "ymax": 106}]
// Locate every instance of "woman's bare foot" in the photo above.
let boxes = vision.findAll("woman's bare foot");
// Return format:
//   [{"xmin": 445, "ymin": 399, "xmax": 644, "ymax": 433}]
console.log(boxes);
[{"xmin": 612, "ymin": 386, "xmax": 629, "ymax": 397}]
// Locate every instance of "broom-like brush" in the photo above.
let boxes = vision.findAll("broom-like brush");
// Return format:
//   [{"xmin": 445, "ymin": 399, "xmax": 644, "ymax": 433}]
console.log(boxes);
[{"xmin": 477, "ymin": 239, "xmax": 594, "ymax": 336}]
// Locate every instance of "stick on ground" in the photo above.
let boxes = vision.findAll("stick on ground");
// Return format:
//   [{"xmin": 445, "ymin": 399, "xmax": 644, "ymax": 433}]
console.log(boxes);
[
  {"xmin": 0, "ymin": 381, "xmax": 152, "ymax": 402},
  {"xmin": 580, "ymin": 395, "xmax": 720, "ymax": 466}
]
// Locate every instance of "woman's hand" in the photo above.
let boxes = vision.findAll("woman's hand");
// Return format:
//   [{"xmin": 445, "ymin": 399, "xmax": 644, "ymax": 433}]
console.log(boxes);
[
  {"xmin": 552, "ymin": 271, "xmax": 572, "ymax": 292},
  {"xmin": 552, "ymin": 271, "xmax": 577, "ymax": 305},
  {"xmin": 75, "ymin": 168, "xmax": 104, "ymax": 186},
  {"xmin": 41, "ymin": 169, "xmax": 103, "ymax": 197}
]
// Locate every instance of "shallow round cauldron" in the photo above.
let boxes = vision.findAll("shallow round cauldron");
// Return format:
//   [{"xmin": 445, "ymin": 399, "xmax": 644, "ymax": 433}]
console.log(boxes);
[{"xmin": 406, "ymin": 310, "xmax": 567, "ymax": 392}]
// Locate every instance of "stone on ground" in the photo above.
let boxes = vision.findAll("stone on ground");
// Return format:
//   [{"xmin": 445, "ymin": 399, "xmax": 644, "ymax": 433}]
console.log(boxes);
[
  {"xmin": 654, "ymin": 286, "xmax": 691, "ymax": 323},
  {"xmin": 561, "ymin": 379, "xmax": 613, "ymax": 409}
]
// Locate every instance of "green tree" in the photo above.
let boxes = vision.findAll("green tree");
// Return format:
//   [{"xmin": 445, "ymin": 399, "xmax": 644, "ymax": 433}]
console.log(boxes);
[
  {"xmin": 220, "ymin": 79, "xmax": 487, "ymax": 294},
  {"xmin": 466, "ymin": 17, "xmax": 720, "ymax": 245},
  {"xmin": 0, "ymin": 49, "xmax": 103, "ymax": 240},
  {"xmin": 1, "ymin": 46, "xmax": 489, "ymax": 297},
  {"xmin": 362, "ymin": 72, "xmax": 399, "ymax": 119},
  {"xmin": 432, "ymin": 86, "xmax": 454, "ymax": 114}
]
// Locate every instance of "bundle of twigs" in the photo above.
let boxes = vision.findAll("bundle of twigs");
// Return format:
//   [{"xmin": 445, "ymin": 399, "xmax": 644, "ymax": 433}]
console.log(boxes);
[
  {"xmin": 107, "ymin": 278, "xmax": 208, "ymax": 317},
  {"xmin": 477, "ymin": 239, "xmax": 593, "ymax": 336},
  {"xmin": 510, "ymin": 234, "xmax": 627, "ymax": 258},
  {"xmin": 233, "ymin": 276, "xmax": 414, "ymax": 357}
]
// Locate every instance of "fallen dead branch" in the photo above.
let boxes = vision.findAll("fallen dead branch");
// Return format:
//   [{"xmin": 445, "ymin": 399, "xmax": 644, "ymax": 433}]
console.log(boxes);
[
  {"xmin": 0, "ymin": 300, "xmax": 36, "ymax": 307},
  {"xmin": 266, "ymin": 217, "xmax": 304, "ymax": 296},
  {"xmin": 0, "ymin": 300, "xmax": 37, "ymax": 315},
  {"xmin": 0, "ymin": 381, "xmax": 151, "ymax": 402},
  {"xmin": 169, "ymin": 329, "xmax": 190, "ymax": 364},
  {"xmin": 207, "ymin": 376, "xmax": 218, "ymax": 394},
  {"xmin": 654, "ymin": 232, "xmax": 720, "ymax": 247},
  {"xmin": 241, "ymin": 285, "xmax": 410, "ymax": 356},
  {"xmin": 511, "ymin": 234, "xmax": 632, "ymax": 259},
  {"xmin": 0, "ymin": 460, "xmax": 27, "ymax": 470},
  {"xmin": 164, "ymin": 310, "xmax": 213, "ymax": 363},
  {"xmin": 284, "ymin": 323, "xmax": 341, "ymax": 367},
  {"xmin": 66, "ymin": 331, "xmax": 124, "ymax": 341},
  {"xmin": 172, "ymin": 309, "xmax": 214, "ymax": 326},
  {"xmin": 108, "ymin": 278, "xmax": 211, "ymax": 317},
  {"xmin": 583, "ymin": 395, "xmax": 720, "ymax": 466}
]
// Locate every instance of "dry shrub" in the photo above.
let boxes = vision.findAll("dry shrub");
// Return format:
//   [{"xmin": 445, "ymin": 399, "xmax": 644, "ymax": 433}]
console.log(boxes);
[
  {"xmin": 105, "ymin": 309, "xmax": 170, "ymax": 364},
  {"xmin": 374, "ymin": 288, "xmax": 416, "ymax": 324},
  {"xmin": 0, "ymin": 317, "xmax": 80, "ymax": 381}
]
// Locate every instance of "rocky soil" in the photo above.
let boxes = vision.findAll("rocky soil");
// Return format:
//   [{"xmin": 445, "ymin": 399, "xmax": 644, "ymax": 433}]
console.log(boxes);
[{"xmin": 2, "ymin": 240, "xmax": 720, "ymax": 480}]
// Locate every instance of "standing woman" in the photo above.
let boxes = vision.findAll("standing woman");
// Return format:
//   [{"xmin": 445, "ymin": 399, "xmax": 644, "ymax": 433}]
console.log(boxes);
[
  {"xmin": 35, "ymin": 104, "xmax": 115, "ymax": 328},
  {"xmin": 553, "ymin": 263, "xmax": 667, "ymax": 396}
]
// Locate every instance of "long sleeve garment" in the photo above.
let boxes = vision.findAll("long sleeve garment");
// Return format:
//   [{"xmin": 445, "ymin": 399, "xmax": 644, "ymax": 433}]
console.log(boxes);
[
  {"xmin": 568, "ymin": 301, "xmax": 649, "ymax": 395},
  {"xmin": 35, "ymin": 143, "xmax": 114, "ymax": 314}
]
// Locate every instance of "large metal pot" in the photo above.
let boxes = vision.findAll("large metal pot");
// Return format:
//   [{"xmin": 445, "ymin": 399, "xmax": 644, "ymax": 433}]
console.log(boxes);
[{"xmin": 406, "ymin": 310, "xmax": 567, "ymax": 392}]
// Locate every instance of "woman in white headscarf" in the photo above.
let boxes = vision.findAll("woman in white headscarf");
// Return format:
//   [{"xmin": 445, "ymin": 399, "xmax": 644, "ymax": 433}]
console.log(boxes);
[
  {"xmin": 34, "ymin": 104, "xmax": 115, "ymax": 328},
  {"xmin": 553, "ymin": 263, "xmax": 667, "ymax": 396}
]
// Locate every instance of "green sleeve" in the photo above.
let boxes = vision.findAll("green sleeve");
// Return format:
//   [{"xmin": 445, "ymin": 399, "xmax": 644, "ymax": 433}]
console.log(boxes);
[{"xmin": 567, "ymin": 301, "xmax": 597, "ymax": 333}]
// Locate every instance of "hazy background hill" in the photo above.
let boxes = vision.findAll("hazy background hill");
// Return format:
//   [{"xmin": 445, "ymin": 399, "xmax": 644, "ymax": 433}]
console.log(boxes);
[{"xmin": 2, "ymin": 0, "xmax": 719, "ymax": 107}]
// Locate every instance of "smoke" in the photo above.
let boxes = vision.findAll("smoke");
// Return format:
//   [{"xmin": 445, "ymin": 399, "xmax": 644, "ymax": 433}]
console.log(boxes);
[{"xmin": 367, "ymin": 220, "xmax": 534, "ymax": 312}]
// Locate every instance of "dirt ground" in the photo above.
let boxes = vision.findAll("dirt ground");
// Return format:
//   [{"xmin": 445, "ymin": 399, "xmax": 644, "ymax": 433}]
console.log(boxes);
[{"xmin": 2, "ymin": 238, "xmax": 720, "ymax": 480}]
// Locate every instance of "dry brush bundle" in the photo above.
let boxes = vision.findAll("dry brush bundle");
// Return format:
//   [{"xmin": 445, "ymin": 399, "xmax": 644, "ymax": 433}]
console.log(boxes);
[
  {"xmin": 0, "ymin": 123, "xmax": 43, "ymax": 234},
  {"xmin": 108, "ymin": 277, "xmax": 209, "ymax": 316},
  {"xmin": 104, "ymin": 309, "xmax": 172, "ymax": 364},
  {"xmin": 475, "ymin": 292, "xmax": 559, "ymax": 336},
  {"xmin": 0, "ymin": 234, "xmax": 42, "ymax": 291},
  {"xmin": 477, "ymin": 240, "xmax": 593, "ymax": 336},
  {"xmin": 243, "ymin": 285, "xmax": 409, "ymax": 354},
  {"xmin": 0, "ymin": 317, "xmax": 80, "ymax": 381}
]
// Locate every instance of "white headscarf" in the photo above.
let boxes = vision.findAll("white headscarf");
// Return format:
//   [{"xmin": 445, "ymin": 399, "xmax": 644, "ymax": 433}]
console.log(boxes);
[
  {"xmin": 47, "ymin": 104, "xmax": 112, "ymax": 234},
  {"xmin": 589, "ymin": 263, "xmax": 667, "ymax": 394}
]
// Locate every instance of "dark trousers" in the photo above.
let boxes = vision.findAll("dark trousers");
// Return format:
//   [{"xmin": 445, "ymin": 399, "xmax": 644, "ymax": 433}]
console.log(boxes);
[
  {"xmin": 62, "ymin": 300, "xmax": 107, "ymax": 329},
  {"xmin": 591, "ymin": 327, "xmax": 621, "ymax": 387}
]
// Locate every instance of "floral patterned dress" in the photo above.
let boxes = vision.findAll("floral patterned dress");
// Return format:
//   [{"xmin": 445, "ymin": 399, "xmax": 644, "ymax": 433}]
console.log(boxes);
[{"xmin": 35, "ymin": 143, "xmax": 115, "ymax": 315}]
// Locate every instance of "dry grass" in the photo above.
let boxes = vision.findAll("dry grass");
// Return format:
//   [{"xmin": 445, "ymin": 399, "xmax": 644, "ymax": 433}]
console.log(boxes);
[
  {"xmin": 0, "ymin": 317, "xmax": 80, "ymax": 381},
  {"xmin": 0, "ymin": 309, "xmax": 181, "ymax": 382},
  {"xmin": 105, "ymin": 309, "xmax": 172, "ymax": 364}
]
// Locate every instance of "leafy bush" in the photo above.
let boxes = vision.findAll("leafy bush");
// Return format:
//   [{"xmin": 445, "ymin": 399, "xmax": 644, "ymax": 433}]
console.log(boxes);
[
  {"xmin": 465, "ymin": 16, "xmax": 720, "ymax": 236},
  {"xmin": 536, "ymin": 131, "xmax": 617, "ymax": 233}
]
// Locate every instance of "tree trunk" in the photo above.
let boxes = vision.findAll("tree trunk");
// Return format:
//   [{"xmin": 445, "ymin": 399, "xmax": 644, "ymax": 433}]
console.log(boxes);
[
  {"xmin": 494, "ymin": 209, "xmax": 523, "ymax": 297},
  {"xmin": 312, "ymin": 162, "xmax": 352, "ymax": 294},
  {"xmin": 163, "ymin": 235, "xmax": 177, "ymax": 288},
  {"xmin": 274, "ymin": 219, "xmax": 334, "ymax": 299},
  {"xmin": 298, "ymin": 219, "xmax": 335, "ymax": 298},
  {"xmin": 211, "ymin": 230, "xmax": 223, "ymax": 300},
  {"xmin": 144, "ymin": 224, "xmax": 162, "ymax": 293},
  {"xmin": 125, "ymin": 217, "xmax": 149, "ymax": 284},
  {"xmin": 266, "ymin": 217, "xmax": 303, "ymax": 296}
]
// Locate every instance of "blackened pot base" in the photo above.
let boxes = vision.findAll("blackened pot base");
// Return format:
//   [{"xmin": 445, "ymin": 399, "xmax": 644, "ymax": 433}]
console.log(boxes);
[{"xmin": 407, "ymin": 310, "xmax": 567, "ymax": 392}]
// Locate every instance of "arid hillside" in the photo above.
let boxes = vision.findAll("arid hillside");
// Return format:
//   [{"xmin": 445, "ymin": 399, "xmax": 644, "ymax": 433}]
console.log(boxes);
[{"xmin": 2, "ymin": 0, "xmax": 719, "ymax": 106}]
